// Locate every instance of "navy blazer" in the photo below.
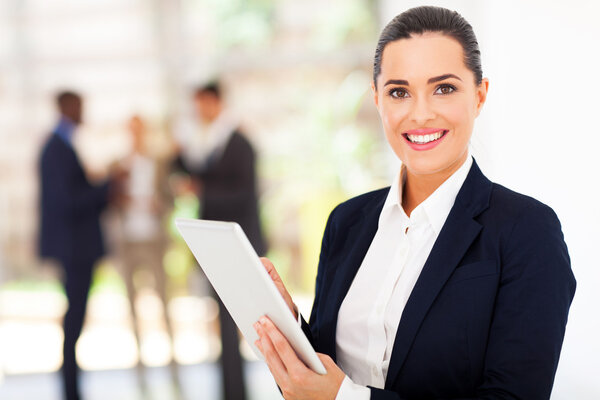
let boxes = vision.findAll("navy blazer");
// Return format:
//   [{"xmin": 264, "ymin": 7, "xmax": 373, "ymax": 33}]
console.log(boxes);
[
  {"xmin": 173, "ymin": 131, "xmax": 266, "ymax": 255},
  {"xmin": 301, "ymin": 159, "xmax": 575, "ymax": 399},
  {"xmin": 38, "ymin": 134, "xmax": 109, "ymax": 266}
]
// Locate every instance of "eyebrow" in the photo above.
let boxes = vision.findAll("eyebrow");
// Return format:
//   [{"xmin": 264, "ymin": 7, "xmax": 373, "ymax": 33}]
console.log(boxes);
[
  {"xmin": 428, "ymin": 74, "xmax": 462, "ymax": 84},
  {"xmin": 384, "ymin": 74, "xmax": 463, "ymax": 87}
]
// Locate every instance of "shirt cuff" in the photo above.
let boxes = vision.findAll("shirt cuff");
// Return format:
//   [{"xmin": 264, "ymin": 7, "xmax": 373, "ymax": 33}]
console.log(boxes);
[{"xmin": 335, "ymin": 375, "xmax": 370, "ymax": 400}]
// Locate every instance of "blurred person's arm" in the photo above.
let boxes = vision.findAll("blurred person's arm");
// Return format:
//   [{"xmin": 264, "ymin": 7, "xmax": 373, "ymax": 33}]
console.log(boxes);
[
  {"xmin": 41, "ymin": 143, "xmax": 110, "ymax": 219},
  {"xmin": 153, "ymin": 159, "xmax": 176, "ymax": 214}
]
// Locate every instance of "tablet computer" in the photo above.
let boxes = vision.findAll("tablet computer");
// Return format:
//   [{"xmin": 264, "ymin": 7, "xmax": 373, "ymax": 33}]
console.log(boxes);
[{"xmin": 175, "ymin": 218, "xmax": 326, "ymax": 375}]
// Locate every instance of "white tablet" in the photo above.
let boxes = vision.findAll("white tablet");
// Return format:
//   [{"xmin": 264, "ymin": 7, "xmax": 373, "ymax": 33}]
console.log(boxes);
[{"xmin": 175, "ymin": 218, "xmax": 326, "ymax": 375}]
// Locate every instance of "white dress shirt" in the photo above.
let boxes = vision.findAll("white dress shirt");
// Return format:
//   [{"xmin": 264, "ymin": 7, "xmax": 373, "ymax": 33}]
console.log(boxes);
[
  {"xmin": 334, "ymin": 155, "xmax": 473, "ymax": 399},
  {"xmin": 175, "ymin": 110, "xmax": 238, "ymax": 170},
  {"xmin": 121, "ymin": 152, "xmax": 160, "ymax": 242}
]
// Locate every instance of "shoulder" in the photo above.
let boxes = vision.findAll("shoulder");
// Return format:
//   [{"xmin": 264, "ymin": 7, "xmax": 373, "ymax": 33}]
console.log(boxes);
[
  {"xmin": 41, "ymin": 134, "xmax": 71, "ymax": 161},
  {"xmin": 226, "ymin": 130, "xmax": 255, "ymax": 155},
  {"xmin": 483, "ymin": 183, "xmax": 567, "ymax": 266},
  {"xmin": 229, "ymin": 130, "xmax": 252, "ymax": 147},
  {"xmin": 328, "ymin": 187, "xmax": 389, "ymax": 228},
  {"xmin": 42, "ymin": 134, "xmax": 60, "ymax": 151},
  {"xmin": 487, "ymin": 182, "xmax": 560, "ymax": 227}
]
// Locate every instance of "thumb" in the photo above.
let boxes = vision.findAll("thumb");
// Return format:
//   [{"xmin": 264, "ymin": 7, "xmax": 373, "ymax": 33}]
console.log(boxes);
[{"xmin": 317, "ymin": 353, "xmax": 335, "ymax": 367}]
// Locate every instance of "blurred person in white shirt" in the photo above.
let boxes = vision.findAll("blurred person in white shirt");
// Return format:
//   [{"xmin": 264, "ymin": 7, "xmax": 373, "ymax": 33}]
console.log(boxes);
[{"xmin": 116, "ymin": 115, "xmax": 177, "ymax": 389}]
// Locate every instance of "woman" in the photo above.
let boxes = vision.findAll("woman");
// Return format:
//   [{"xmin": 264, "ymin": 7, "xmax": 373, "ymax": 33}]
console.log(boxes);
[{"xmin": 254, "ymin": 6, "xmax": 576, "ymax": 399}]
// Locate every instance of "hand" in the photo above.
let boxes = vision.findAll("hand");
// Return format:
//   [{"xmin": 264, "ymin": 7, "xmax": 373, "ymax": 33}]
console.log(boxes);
[
  {"xmin": 169, "ymin": 174, "xmax": 198, "ymax": 197},
  {"xmin": 106, "ymin": 165, "xmax": 129, "ymax": 207},
  {"xmin": 260, "ymin": 258, "xmax": 297, "ymax": 319},
  {"xmin": 190, "ymin": 178, "xmax": 203, "ymax": 197},
  {"xmin": 108, "ymin": 161, "xmax": 129, "ymax": 182},
  {"xmin": 254, "ymin": 316, "xmax": 345, "ymax": 400}
]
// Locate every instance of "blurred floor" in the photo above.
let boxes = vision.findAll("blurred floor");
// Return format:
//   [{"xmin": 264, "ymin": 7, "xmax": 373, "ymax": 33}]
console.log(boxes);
[
  {"xmin": 0, "ymin": 361, "xmax": 282, "ymax": 400},
  {"xmin": 0, "ymin": 281, "xmax": 290, "ymax": 399},
  {"xmin": 0, "ymin": 291, "xmax": 222, "ymax": 373}
]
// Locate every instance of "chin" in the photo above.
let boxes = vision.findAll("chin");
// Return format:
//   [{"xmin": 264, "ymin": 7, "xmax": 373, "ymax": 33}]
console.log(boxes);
[
  {"xmin": 403, "ymin": 159, "xmax": 447, "ymax": 176},
  {"xmin": 402, "ymin": 150, "xmax": 470, "ymax": 178}
]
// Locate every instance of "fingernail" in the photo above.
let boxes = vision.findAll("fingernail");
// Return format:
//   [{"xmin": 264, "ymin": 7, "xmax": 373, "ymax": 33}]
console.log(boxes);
[{"xmin": 259, "ymin": 317, "xmax": 267, "ymax": 325}]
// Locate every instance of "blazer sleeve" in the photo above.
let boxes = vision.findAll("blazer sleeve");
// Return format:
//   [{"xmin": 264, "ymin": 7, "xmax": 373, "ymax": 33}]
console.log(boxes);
[
  {"xmin": 301, "ymin": 204, "xmax": 339, "ymax": 345},
  {"xmin": 42, "ymin": 143, "xmax": 109, "ymax": 220},
  {"xmin": 368, "ymin": 203, "xmax": 576, "ymax": 400}
]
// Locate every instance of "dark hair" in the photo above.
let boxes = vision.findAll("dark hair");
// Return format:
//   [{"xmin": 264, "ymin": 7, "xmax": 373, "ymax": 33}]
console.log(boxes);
[
  {"xmin": 373, "ymin": 6, "xmax": 482, "ymax": 87},
  {"xmin": 55, "ymin": 90, "xmax": 81, "ymax": 108},
  {"xmin": 195, "ymin": 81, "xmax": 221, "ymax": 99}
]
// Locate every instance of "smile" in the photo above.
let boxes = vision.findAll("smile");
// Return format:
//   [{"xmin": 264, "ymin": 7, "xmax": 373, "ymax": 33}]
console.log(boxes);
[
  {"xmin": 402, "ymin": 129, "xmax": 448, "ymax": 151},
  {"xmin": 405, "ymin": 130, "xmax": 447, "ymax": 144}
]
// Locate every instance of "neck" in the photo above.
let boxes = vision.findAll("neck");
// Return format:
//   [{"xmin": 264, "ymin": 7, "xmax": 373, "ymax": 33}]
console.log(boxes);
[
  {"xmin": 204, "ymin": 108, "xmax": 223, "ymax": 125},
  {"xmin": 132, "ymin": 139, "xmax": 144, "ymax": 154},
  {"xmin": 402, "ymin": 151, "xmax": 468, "ymax": 217}
]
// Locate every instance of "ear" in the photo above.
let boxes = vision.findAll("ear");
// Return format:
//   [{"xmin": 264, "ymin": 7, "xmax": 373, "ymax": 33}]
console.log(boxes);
[
  {"xmin": 475, "ymin": 78, "xmax": 489, "ymax": 117},
  {"xmin": 371, "ymin": 81, "xmax": 381, "ymax": 112}
]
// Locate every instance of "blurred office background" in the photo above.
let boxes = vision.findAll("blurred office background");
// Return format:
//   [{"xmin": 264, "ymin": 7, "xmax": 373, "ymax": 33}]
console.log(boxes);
[{"xmin": 0, "ymin": 0, "xmax": 598, "ymax": 399}]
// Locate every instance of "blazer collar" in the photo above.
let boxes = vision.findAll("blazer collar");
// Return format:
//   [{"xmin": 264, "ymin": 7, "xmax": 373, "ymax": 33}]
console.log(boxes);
[{"xmin": 384, "ymin": 159, "xmax": 493, "ymax": 388}]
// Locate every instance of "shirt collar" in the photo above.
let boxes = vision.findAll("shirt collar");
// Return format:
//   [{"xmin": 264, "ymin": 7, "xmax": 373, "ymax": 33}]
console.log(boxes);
[
  {"xmin": 381, "ymin": 152, "xmax": 473, "ymax": 235},
  {"xmin": 206, "ymin": 110, "xmax": 237, "ymax": 144},
  {"xmin": 53, "ymin": 116, "xmax": 76, "ymax": 145}
]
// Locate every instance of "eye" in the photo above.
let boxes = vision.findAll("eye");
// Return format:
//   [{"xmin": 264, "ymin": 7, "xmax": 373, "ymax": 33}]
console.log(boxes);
[
  {"xmin": 388, "ymin": 87, "xmax": 409, "ymax": 99},
  {"xmin": 434, "ymin": 84, "xmax": 456, "ymax": 95}
]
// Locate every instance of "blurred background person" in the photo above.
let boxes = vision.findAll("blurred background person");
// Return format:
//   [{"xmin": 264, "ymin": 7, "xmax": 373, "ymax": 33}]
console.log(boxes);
[
  {"xmin": 38, "ymin": 91, "xmax": 117, "ymax": 400},
  {"xmin": 172, "ymin": 81, "xmax": 266, "ymax": 400},
  {"xmin": 116, "ymin": 115, "xmax": 178, "ymax": 393}
]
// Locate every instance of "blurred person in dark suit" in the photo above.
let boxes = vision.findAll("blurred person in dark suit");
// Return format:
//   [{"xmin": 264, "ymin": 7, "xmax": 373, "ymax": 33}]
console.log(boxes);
[
  {"xmin": 38, "ymin": 91, "xmax": 117, "ymax": 400},
  {"xmin": 173, "ymin": 81, "xmax": 266, "ymax": 400},
  {"xmin": 117, "ymin": 115, "xmax": 178, "ymax": 390}
]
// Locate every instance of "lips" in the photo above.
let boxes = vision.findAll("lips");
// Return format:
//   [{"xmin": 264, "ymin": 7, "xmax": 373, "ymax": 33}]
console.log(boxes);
[{"xmin": 401, "ymin": 129, "xmax": 448, "ymax": 150}]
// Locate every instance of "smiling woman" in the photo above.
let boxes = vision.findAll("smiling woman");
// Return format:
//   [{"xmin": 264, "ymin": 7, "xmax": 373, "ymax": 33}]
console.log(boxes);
[
  {"xmin": 373, "ymin": 32, "xmax": 488, "ymax": 214},
  {"xmin": 253, "ymin": 6, "xmax": 575, "ymax": 400}
]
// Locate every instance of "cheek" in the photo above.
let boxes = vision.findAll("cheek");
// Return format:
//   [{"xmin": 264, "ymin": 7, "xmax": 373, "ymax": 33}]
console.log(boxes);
[
  {"xmin": 441, "ymin": 101, "xmax": 474, "ymax": 139},
  {"xmin": 380, "ymin": 103, "xmax": 409, "ymax": 133}
]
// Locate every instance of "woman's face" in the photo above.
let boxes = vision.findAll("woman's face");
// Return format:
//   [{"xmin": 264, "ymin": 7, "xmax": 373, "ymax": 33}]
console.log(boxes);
[{"xmin": 373, "ymin": 32, "xmax": 488, "ymax": 177}]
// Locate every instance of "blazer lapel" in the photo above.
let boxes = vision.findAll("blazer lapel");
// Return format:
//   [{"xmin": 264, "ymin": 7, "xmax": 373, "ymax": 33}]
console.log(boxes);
[
  {"xmin": 385, "ymin": 160, "xmax": 493, "ymax": 389},
  {"xmin": 320, "ymin": 191, "xmax": 388, "ymax": 361}
]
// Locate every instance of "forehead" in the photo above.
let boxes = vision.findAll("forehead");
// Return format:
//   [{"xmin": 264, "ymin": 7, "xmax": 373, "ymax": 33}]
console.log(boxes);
[
  {"xmin": 195, "ymin": 92, "xmax": 218, "ymax": 102},
  {"xmin": 62, "ymin": 97, "xmax": 82, "ymax": 108},
  {"xmin": 379, "ymin": 33, "xmax": 468, "ymax": 83}
]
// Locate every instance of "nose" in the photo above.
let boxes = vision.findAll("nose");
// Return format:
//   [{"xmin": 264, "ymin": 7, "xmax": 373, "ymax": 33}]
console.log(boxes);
[{"xmin": 409, "ymin": 96, "xmax": 436, "ymax": 125}]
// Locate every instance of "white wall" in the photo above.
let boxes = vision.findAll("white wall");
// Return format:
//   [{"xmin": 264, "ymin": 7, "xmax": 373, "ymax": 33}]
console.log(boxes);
[{"xmin": 380, "ymin": 1, "xmax": 600, "ymax": 398}]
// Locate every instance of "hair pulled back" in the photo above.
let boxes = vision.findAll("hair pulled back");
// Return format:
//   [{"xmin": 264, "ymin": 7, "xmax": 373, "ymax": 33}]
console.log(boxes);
[{"xmin": 373, "ymin": 6, "xmax": 482, "ymax": 86}]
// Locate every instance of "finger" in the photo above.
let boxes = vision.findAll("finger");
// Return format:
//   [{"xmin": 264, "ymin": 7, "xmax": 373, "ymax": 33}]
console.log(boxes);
[
  {"xmin": 256, "ymin": 323, "xmax": 289, "ymax": 385},
  {"xmin": 259, "ymin": 261, "xmax": 296, "ymax": 317},
  {"xmin": 260, "ymin": 257, "xmax": 275, "ymax": 271},
  {"xmin": 317, "ymin": 353, "xmax": 336, "ymax": 369},
  {"xmin": 260, "ymin": 257, "xmax": 281, "ymax": 280},
  {"xmin": 254, "ymin": 339, "xmax": 264, "ymax": 355},
  {"xmin": 260, "ymin": 317, "xmax": 309, "ymax": 376},
  {"xmin": 254, "ymin": 322, "xmax": 265, "ymax": 356},
  {"xmin": 316, "ymin": 352, "xmax": 345, "ymax": 386}
]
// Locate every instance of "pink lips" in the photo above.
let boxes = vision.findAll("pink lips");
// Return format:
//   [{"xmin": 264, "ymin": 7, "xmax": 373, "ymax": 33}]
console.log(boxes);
[{"xmin": 402, "ymin": 128, "xmax": 448, "ymax": 151}]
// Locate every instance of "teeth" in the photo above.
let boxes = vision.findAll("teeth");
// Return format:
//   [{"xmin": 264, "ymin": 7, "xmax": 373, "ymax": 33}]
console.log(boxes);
[{"xmin": 407, "ymin": 131, "xmax": 445, "ymax": 144}]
